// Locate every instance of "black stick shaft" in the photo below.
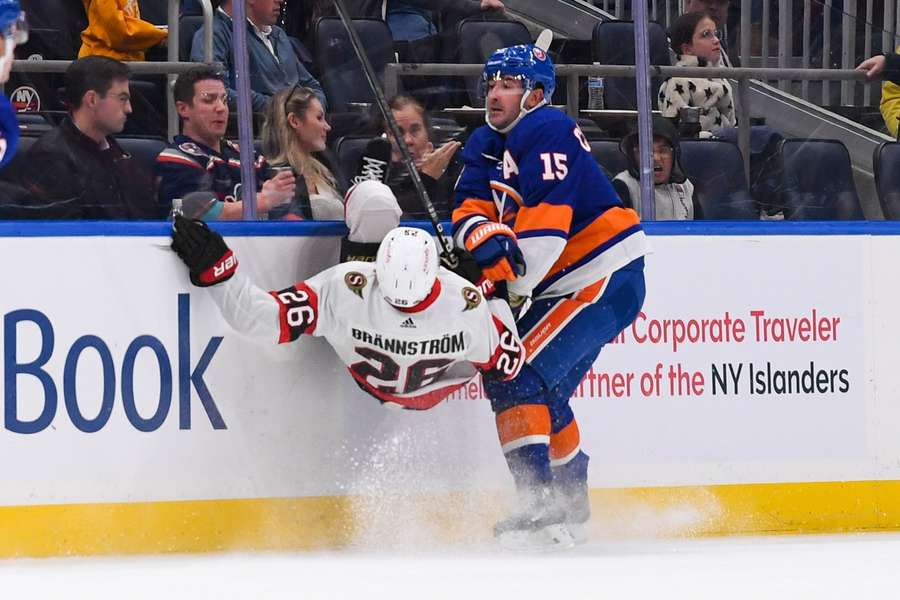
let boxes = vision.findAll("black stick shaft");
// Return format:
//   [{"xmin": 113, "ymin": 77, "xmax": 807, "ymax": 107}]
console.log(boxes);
[{"xmin": 331, "ymin": 0, "xmax": 454, "ymax": 259}]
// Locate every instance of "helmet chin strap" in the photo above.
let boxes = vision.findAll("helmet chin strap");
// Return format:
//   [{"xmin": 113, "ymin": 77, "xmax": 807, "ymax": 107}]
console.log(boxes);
[{"xmin": 485, "ymin": 87, "xmax": 548, "ymax": 134}]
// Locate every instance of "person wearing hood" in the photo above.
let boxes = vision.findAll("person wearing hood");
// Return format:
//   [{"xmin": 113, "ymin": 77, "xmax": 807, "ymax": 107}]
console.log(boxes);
[
  {"xmin": 612, "ymin": 116, "xmax": 702, "ymax": 221},
  {"xmin": 658, "ymin": 11, "xmax": 735, "ymax": 136}
]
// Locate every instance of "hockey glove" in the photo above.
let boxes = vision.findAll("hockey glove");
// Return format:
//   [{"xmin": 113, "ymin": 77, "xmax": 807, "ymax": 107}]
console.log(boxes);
[
  {"xmin": 464, "ymin": 222, "xmax": 525, "ymax": 283},
  {"xmin": 441, "ymin": 247, "xmax": 498, "ymax": 298},
  {"xmin": 171, "ymin": 215, "xmax": 238, "ymax": 287}
]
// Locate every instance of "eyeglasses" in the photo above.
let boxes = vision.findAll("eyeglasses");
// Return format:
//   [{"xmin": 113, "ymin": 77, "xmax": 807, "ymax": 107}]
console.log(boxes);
[
  {"xmin": 198, "ymin": 91, "xmax": 228, "ymax": 105},
  {"xmin": 652, "ymin": 145, "xmax": 675, "ymax": 157},
  {"xmin": 698, "ymin": 28, "xmax": 724, "ymax": 40}
]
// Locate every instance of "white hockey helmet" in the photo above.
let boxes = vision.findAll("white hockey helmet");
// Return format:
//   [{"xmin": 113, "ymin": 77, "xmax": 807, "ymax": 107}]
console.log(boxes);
[{"xmin": 375, "ymin": 227, "xmax": 439, "ymax": 308}]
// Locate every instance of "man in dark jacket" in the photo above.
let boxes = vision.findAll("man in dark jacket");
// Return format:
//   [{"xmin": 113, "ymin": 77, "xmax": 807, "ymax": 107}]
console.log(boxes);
[
  {"xmin": 17, "ymin": 56, "xmax": 157, "ymax": 219},
  {"xmin": 191, "ymin": 0, "xmax": 327, "ymax": 114}
]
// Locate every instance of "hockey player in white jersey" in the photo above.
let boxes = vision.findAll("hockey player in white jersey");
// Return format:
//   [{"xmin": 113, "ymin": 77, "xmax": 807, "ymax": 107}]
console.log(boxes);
[{"xmin": 170, "ymin": 214, "xmax": 525, "ymax": 410}]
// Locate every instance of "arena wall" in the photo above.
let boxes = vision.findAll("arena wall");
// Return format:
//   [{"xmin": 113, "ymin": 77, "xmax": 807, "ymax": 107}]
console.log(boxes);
[{"xmin": 1, "ymin": 221, "xmax": 899, "ymax": 556}]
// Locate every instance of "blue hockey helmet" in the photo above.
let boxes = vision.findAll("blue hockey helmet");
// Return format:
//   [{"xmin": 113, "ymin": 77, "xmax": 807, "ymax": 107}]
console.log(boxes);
[
  {"xmin": 482, "ymin": 30, "xmax": 555, "ymax": 133},
  {"xmin": 0, "ymin": 0, "xmax": 26, "ymax": 44},
  {"xmin": 483, "ymin": 35, "xmax": 556, "ymax": 102},
  {"xmin": 0, "ymin": 0, "xmax": 28, "ymax": 44}
]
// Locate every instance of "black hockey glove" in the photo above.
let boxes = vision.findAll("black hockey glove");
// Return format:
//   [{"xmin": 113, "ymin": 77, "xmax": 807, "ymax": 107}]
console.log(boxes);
[
  {"xmin": 441, "ymin": 248, "xmax": 500, "ymax": 300},
  {"xmin": 171, "ymin": 215, "xmax": 238, "ymax": 287}
]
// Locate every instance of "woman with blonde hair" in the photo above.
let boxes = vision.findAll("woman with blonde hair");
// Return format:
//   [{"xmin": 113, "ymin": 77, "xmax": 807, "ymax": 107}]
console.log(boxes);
[{"xmin": 262, "ymin": 86, "xmax": 345, "ymax": 220}]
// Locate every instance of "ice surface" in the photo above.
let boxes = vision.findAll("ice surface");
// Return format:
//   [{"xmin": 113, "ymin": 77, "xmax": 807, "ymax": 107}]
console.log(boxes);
[{"xmin": 3, "ymin": 533, "xmax": 900, "ymax": 599}]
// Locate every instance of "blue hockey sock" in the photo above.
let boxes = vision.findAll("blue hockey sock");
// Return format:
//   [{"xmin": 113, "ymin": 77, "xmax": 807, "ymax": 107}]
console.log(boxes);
[{"xmin": 504, "ymin": 443, "xmax": 553, "ymax": 492}]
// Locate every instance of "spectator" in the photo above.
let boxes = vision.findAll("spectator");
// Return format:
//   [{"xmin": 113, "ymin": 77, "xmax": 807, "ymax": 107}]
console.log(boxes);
[
  {"xmin": 191, "ymin": 0, "xmax": 327, "ymax": 114},
  {"xmin": 17, "ymin": 56, "xmax": 157, "ymax": 219},
  {"xmin": 155, "ymin": 66, "xmax": 296, "ymax": 220},
  {"xmin": 659, "ymin": 11, "xmax": 735, "ymax": 136},
  {"xmin": 260, "ymin": 85, "xmax": 345, "ymax": 220},
  {"xmin": 385, "ymin": 0, "xmax": 504, "ymax": 43},
  {"xmin": 857, "ymin": 49, "xmax": 900, "ymax": 138},
  {"xmin": 78, "ymin": 0, "xmax": 167, "ymax": 61},
  {"xmin": 612, "ymin": 115, "xmax": 700, "ymax": 220},
  {"xmin": 683, "ymin": 0, "xmax": 737, "ymax": 66},
  {"xmin": 281, "ymin": 0, "xmax": 330, "ymax": 54},
  {"xmin": 379, "ymin": 94, "xmax": 461, "ymax": 219}
]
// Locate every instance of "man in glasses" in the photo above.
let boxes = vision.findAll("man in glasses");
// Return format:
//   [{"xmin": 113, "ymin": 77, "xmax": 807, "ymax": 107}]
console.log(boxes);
[
  {"xmin": 16, "ymin": 55, "xmax": 157, "ymax": 219},
  {"xmin": 156, "ymin": 66, "xmax": 296, "ymax": 220},
  {"xmin": 612, "ymin": 115, "xmax": 700, "ymax": 220}
]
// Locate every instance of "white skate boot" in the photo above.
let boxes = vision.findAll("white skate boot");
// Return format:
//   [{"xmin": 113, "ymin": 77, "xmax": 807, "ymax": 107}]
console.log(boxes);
[{"xmin": 493, "ymin": 486, "xmax": 576, "ymax": 551}]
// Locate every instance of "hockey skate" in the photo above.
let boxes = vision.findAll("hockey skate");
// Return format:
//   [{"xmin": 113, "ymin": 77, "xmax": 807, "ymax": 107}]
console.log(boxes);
[
  {"xmin": 552, "ymin": 451, "xmax": 592, "ymax": 544},
  {"xmin": 554, "ymin": 479, "xmax": 590, "ymax": 545},
  {"xmin": 494, "ymin": 487, "xmax": 575, "ymax": 551}
]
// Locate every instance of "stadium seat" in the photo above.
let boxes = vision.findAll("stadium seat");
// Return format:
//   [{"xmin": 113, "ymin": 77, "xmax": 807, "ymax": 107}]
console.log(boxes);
[
  {"xmin": 180, "ymin": 14, "xmax": 205, "ymax": 62},
  {"xmin": 333, "ymin": 135, "xmax": 377, "ymax": 188},
  {"xmin": 679, "ymin": 139, "xmax": 758, "ymax": 220},
  {"xmin": 16, "ymin": 112, "xmax": 52, "ymax": 135},
  {"xmin": 314, "ymin": 17, "xmax": 395, "ymax": 113},
  {"xmin": 874, "ymin": 141, "xmax": 900, "ymax": 220},
  {"xmin": 589, "ymin": 139, "xmax": 628, "ymax": 178},
  {"xmin": 19, "ymin": 0, "xmax": 86, "ymax": 60},
  {"xmin": 777, "ymin": 139, "xmax": 864, "ymax": 220},
  {"xmin": 10, "ymin": 0, "xmax": 86, "ymax": 117},
  {"xmin": 138, "ymin": 0, "xmax": 168, "ymax": 25},
  {"xmin": 591, "ymin": 20, "xmax": 670, "ymax": 110},
  {"xmin": 0, "ymin": 135, "xmax": 37, "ymax": 185},
  {"xmin": 0, "ymin": 131, "xmax": 80, "ymax": 218},
  {"xmin": 118, "ymin": 137, "xmax": 168, "ymax": 174},
  {"xmin": 181, "ymin": 0, "xmax": 205, "ymax": 16},
  {"xmin": 456, "ymin": 18, "xmax": 533, "ymax": 107}
]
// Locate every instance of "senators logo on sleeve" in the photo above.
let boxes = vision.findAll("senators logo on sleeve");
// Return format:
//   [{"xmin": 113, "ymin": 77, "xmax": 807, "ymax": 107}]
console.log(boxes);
[
  {"xmin": 270, "ymin": 283, "xmax": 318, "ymax": 343},
  {"xmin": 344, "ymin": 271, "xmax": 368, "ymax": 298},
  {"xmin": 462, "ymin": 286, "xmax": 482, "ymax": 311}
]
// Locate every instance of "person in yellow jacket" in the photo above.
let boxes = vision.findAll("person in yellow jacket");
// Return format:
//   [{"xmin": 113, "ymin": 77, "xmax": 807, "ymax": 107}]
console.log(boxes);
[
  {"xmin": 858, "ymin": 47, "xmax": 900, "ymax": 138},
  {"xmin": 79, "ymin": 0, "xmax": 167, "ymax": 61}
]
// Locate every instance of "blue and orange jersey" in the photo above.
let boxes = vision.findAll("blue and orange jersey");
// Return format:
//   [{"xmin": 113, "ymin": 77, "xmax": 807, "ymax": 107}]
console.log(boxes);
[
  {"xmin": 155, "ymin": 135, "xmax": 271, "ymax": 218},
  {"xmin": 453, "ymin": 125, "xmax": 507, "ymax": 227},
  {"xmin": 453, "ymin": 107, "xmax": 649, "ymax": 300}
]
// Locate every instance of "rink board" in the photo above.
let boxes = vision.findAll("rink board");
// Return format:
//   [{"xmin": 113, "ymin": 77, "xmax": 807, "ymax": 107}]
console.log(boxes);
[{"xmin": 0, "ymin": 221, "xmax": 899, "ymax": 556}]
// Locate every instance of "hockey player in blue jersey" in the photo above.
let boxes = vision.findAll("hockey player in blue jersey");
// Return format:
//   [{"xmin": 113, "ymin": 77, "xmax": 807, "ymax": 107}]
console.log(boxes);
[
  {"xmin": 0, "ymin": 0, "xmax": 26, "ymax": 170},
  {"xmin": 453, "ymin": 31, "xmax": 650, "ymax": 549}
]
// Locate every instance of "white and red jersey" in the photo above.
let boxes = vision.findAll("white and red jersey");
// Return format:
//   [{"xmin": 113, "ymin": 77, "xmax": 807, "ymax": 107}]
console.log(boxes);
[{"xmin": 209, "ymin": 262, "xmax": 525, "ymax": 410}]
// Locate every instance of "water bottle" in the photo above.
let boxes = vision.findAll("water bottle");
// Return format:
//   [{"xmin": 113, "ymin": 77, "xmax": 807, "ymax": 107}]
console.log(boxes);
[
  {"xmin": 587, "ymin": 63, "xmax": 605, "ymax": 110},
  {"xmin": 169, "ymin": 197, "xmax": 183, "ymax": 221}
]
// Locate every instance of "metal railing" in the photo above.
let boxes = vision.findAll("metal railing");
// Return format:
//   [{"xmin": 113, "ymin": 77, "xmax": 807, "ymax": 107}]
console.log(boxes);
[
  {"xmin": 9, "ymin": 0, "xmax": 215, "ymax": 140},
  {"xmin": 168, "ymin": 0, "xmax": 214, "ymax": 139},
  {"xmin": 589, "ymin": 0, "xmax": 900, "ymax": 108},
  {"xmin": 384, "ymin": 62, "xmax": 871, "ymax": 182}
]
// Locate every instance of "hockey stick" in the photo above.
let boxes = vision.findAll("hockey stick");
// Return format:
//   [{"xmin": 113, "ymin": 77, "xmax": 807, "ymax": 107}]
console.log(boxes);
[{"xmin": 331, "ymin": 0, "xmax": 458, "ymax": 265}]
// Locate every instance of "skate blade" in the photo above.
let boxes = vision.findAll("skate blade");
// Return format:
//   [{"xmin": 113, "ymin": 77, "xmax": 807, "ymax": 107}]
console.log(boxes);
[
  {"xmin": 496, "ymin": 523, "xmax": 576, "ymax": 552},
  {"xmin": 567, "ymin": 521, "xmax": 589, "ymax": 546}
]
